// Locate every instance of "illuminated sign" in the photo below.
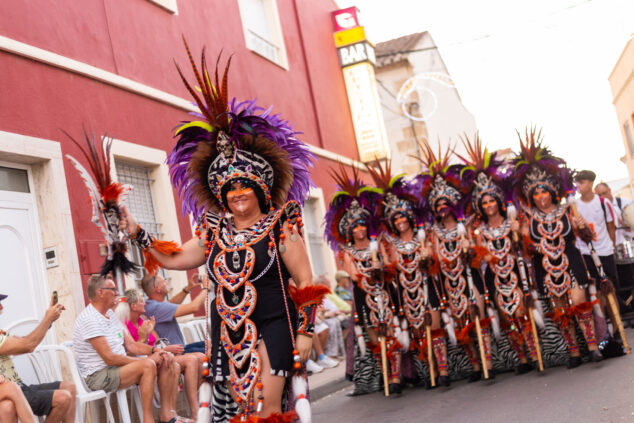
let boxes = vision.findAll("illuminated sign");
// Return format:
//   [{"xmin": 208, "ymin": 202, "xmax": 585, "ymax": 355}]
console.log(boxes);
[
  {"xmin": 342, "ymin": 63, "xmax": 390, "ymax": 163},
  {"xmin": 331, "ymin": 7, "xmax": 360, "ymax": 32},
  {"xmin": 338, "ymin": 41, "xmax": 376, "ymax": 68},
  {"xmin": 334, "ymin": 26, "xmax": 366, "ymax": 47}
]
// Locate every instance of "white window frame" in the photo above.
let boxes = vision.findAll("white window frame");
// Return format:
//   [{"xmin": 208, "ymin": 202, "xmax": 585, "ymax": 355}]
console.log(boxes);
[
  {"xmin": 146, "ymin": 0, "xmax": 178, "ymax": 14},
  {"xmin": 109, "ymin": 138, "xmax": 187, "ymax": 293},
  {"xmin": 237, "ymin": 0, "xmax": 289, "ymax": 69}
]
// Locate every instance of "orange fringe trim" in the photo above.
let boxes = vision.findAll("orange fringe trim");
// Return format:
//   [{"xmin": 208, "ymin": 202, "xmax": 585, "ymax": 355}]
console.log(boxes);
[
  {"xmin": 288, "ymin": 284, "xmax": 331, "ymax": 307},
  {"xmin": 230, "ymin": 411, "xmax": 298, "ymax": 423},
  {"xmin": 471, "ymin": 245, "xmax": 489, "ymax": 267},
  {"xmin": 456, "ymin": 323, "xmax": 475, "ymax": 345},
  {"xmin": 143, "ymin": 240, "xmax": 182, "ymax": 275}
]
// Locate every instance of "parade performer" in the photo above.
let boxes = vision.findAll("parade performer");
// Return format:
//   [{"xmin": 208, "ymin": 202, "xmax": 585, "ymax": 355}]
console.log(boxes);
[
  {"xmin": 324, "ymin": 164, "xmax": 403, "ymax": 396},
  {"xmin": 513, "ymin": 127, "xmax": 603, "ymax": 367},
  {"xmin": 366, "ymin": 160, "xmax": 450, "ymax": 387},
  {"xmin": 122, "ymin": 43, "xmax": 322, "ymax": 423},
  {"xmin": 458, "ymin": 135, "xmax": 539, "ymax": 374},
  {"xmin": 64, "ymin": 130, "xmax": 136, "ymax": 292},
  {"xmin": 414, "ymin": 141, "xmax": 493, "ymax": 382}
]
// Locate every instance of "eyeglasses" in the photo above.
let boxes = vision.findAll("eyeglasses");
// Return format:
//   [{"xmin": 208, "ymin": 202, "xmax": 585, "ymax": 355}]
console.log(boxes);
[{"xmin": 100, "ymin": 287, "xmax": 118, "ymax": 293}]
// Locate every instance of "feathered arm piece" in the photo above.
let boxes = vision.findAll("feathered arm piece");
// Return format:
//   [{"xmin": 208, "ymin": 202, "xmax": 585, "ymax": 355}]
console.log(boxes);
[
  {"xmin": 130, "ymin": 226, "xmax": 183, "ymax": 275},
  {"xmin": 64, "ymin": 129, "xmax": 137, "ymax": 277},
  {"xmin": 288, "ymin": 284, "xmax": 331, "ymax": 337}
]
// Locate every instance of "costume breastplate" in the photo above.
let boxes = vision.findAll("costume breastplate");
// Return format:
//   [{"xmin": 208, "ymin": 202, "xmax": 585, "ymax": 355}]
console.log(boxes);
[
  {"xmin": 432, "ymin": 224, "xmax": 468, "ymax": 319},
  {"xmin": 388, "ymin": 235, "xmax": 426, "ymax": 329}
]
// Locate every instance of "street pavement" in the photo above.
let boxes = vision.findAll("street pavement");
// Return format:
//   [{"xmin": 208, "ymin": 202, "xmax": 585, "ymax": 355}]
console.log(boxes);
[{"xmin": 313, "ymin": 332, "xmax": 634, "ymax": 423}]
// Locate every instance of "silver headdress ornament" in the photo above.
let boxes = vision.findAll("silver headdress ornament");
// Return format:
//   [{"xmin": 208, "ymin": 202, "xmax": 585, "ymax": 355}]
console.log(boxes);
[
  {"xmin": 472, "ymin": 172, "xmax": 505, "ymax": 211},
  {"xmin": 338, "ymin": 199, "xmax": 371, "ymax": 241},
  {"xmin": 428, "ymin": 174, "xmax": 461, "ymax": 209}
]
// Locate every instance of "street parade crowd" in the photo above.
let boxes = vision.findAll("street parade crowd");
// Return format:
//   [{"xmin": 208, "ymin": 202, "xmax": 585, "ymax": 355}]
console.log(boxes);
[{"xmin": 1, "ymin": 42, "xmax": 630, "ymax": 423}]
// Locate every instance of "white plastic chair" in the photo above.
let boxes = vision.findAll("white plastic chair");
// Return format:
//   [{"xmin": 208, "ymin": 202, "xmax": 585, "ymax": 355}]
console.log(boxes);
[
  {"xmin": 180, "ymin": 321, "xmax": 201, "ymax": 344},
  {"xmin": 29, "ymin": 344, "xmax": 115, "ymax": 423},
  {"xmin": 62, "ymin": 341, "xmax": 144, "ymax": 423}
]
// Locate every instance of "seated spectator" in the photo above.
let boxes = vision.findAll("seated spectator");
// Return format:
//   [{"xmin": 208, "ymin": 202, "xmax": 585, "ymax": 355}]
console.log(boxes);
[
  {"xmin": 141, "ymin": 274, "xmax": 209, "ymax": 354},
  {"xmin": 72, "ymin": 275, "xmax": 182, "ymax": 423},
  {"xmin": 120, "ymin": 288, "xmax": 203, "ymax": 416},
  {"xmin": 0, "ymin": 376, "xmax": 36, "ymax": 423},
  {"xmin": 0, "ymin": 293, "xmax": 76, "ymax": 423},
  {"xmin": 334, "ymin": 270, "xmax": 353, "ymax": 304}
]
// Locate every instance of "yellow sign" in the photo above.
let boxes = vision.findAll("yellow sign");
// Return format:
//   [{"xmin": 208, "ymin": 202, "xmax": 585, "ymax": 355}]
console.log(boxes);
[{"xmin": 334, "ymin": 26, "xmax": 366, "ymax": 47}]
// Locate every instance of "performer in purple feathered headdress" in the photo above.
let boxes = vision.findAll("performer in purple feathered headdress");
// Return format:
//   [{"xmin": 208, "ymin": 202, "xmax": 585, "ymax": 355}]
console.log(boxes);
[
  {"xmin": 511, "ymin": 127, "xmax": 604, "ymax": 368},
  {"xmin": 323, "ymin": 163, "xmax": 403, "ymax": 396},
  {"xmin": 122, "ymin": 40, "xmax": 325, "ymax": 423},
  {"xmin": 457, "ymin": 133, "xmax": 542, "ymax": 376},
  {"xmin": 412, "ymin": 139, "xmax": 494, "ymax": 382},
  {"xmin": 366, "ymin": 158, "xmax": 450, "ymax": 388}
]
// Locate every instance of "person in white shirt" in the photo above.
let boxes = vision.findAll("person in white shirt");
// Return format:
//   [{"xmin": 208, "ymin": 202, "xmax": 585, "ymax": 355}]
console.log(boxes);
[
  {"xmin": 574, "ymin": 171, "xmax": 619, "ymax": 289},
  {"xmin": 595, "ymin": 182, "xmax": 634, "ymax": 311},
  {"xmin": 72, "ymin": 275, "xmax": 180, "ymax": 423}
]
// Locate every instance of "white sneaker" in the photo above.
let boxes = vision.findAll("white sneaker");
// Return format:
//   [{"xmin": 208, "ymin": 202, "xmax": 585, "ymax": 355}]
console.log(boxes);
[
  {"xmin": 317, "ymin": 356, "xmax": 339, "ymax": 369},
  {"xmin": 306, "ymin": 359, "xmax": 324, "ymax": 374}
]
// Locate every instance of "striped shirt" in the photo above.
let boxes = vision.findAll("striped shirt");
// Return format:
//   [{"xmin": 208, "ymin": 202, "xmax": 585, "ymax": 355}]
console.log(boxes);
[{"xmin": 72, "ymin": 304, "xmax": 126, "ymax": 378}]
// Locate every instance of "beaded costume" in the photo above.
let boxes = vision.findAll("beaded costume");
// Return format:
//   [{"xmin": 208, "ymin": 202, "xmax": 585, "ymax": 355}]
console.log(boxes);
[
  {"xmin": 457, "ymin": 135, "xmax": 539, "ymax": 370},
  {"xmin": 413, "ymin": 141, "xmax": 493, "ymax": 379},
  {"xmin": 324, "ymin": 165, "xmax": 401, "ymax": 395},
  {"xmin": 366, "ymin": 160, "xmax": 448, "ymax": 384},
  {"xmin": 512, "ymin": 128, "xmax": 599, "ymax": 362},
  {"xmin": 133, "ymin": 43, "xmax": 324, "ymax": 423}
]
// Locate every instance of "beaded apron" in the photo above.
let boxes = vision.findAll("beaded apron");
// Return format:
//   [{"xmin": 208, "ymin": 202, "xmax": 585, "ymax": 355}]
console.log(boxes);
[
  {"xmin": 204, "ymin": 205, "xmax": 295, "ymax": 412},
  {"xmin": 529, "ymin": 205, "xmax": 571, "ymax": 298},
  {"xmin": 387, "ymin": 234, "xmax": 426, "ymax": 330},
  {"xmin": 432, "ymin": 223, "xmax": 468, "ymax": 320},
  {"xmin": 479, "ymin": 220, "xmax": 521, "ymax": 316},
  {"xmin": 345, "ymin": 245, "xmax": 393, "ymax": 328}
]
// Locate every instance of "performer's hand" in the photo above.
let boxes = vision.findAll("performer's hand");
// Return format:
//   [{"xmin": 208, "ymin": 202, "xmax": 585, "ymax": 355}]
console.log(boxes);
[
  {"xmin": 511, "ymin": 220, "xmax": 520, "ymax": 233},
  {"xmin": 572, "ymin": 215, "xmax": 587, "ymax": 229},
  {"xmin": 295, "ymin": 334, "xmax": 313, "ymax": 363},
  {"xmin": 484, "ymin": 254, "xmax": 493, "ymax": 263},
  {"xmin": 460, "ymin": 239, "xmax": 471, "ymax": 252},
  {"xmin": 120, "ymin": 206, "xmax": 139, "ymax": 236}
]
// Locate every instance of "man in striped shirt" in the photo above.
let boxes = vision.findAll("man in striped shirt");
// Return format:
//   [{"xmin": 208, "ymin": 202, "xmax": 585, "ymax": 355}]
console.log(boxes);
[{"xmin": 72, "ymin": 275, "xmax": 180, "ymax": 423}]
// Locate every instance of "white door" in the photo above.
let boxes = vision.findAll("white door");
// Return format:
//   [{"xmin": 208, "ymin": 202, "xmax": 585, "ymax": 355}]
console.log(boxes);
[{"xmin": 0, "ymin": 163, "xmax": 52, "ymax": 383}]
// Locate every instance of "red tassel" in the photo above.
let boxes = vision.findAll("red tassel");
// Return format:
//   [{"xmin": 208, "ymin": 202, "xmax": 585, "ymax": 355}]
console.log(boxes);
[
  {"xmin": 456, "ymin": 323, "xmax": 475, "ymax": 345},
  {"xmin": 471, "ymin": 245, "xmax": 489, "ymax": 267},
  {"xmin": 568, "ymin": 300, "xmax": 599, "ymax": 316},
  {"xmin": 479, "ymin": 317, "xmax": 492, "ymax": 329},
  {"xmin": 431, "ymin": 328, "xmax": 446, "ymax": 339},
  {"xmin": 427, "ymin": 256, "xmax": 440, "ymax": 276},
  {"xmin": 102, "ymin": 182, "xmax": 124, "ymax": 203},
  {"xmin": 143, "ymin": 240, "xmax": 182, "ymax": 275},
  {"xmin": 230, "ymin": 411, "xmax": 298, "ymax": 423},
  {"xmin": 288, "ymin": 284, "xmax": 331, "ymax": 307}
]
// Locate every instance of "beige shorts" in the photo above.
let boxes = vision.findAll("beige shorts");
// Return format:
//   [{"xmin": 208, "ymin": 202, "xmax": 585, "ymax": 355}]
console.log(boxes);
[{"xmin": 85, "ymin": 366, "xmax": 121, "ymax": 393}]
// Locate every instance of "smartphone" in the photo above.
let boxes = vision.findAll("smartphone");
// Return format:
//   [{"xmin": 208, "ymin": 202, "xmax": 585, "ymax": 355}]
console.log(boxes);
[
  {"xmin": 52, "ymin": 291, "xmax": 58, "ymax": 305},
  {"xmin": 197, "ymin": 275, "xmax": 202, "ymax": 284}
]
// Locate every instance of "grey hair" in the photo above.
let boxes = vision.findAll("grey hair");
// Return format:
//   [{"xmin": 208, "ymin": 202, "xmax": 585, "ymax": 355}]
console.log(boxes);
[
  {"xmin": 87, "ymin": 275, "xmax": 109, "ymax": 300},
  {"xmin": 124, "ymin": 289, "xmax": 143, "ymax": 305}
]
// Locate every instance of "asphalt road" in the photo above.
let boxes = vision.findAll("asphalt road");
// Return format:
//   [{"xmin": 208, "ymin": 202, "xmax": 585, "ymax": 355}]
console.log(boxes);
[{"xmin": 313, "ymin": 335, "xmax": 634, "ymax": 423}]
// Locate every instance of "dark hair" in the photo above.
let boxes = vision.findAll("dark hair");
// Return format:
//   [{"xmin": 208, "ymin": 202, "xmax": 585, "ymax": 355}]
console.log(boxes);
[
  {"xmin": 574, "ymin": 170, "xmax": 596, "ymax": 183},
  {"xmin": 389, "ymin": 212, "xmax": 414, "ymax": 236},
  {"xmin": 477, "ymin": 194, "xmax": 506, "ymax": 223},
  {"xmin": 220, "ymin": 178, "xmax": 269, "ymax": 214},
  {"xmin": 529, "ymin": 185, "xmax": 558, "ymax": 208}
]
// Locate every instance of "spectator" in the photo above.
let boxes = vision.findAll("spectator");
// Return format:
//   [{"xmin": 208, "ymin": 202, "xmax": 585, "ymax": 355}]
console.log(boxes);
[
  {"xmin": 120, "ymin": 288, "xmax": 203, "ymax": 416},
  {"xmin": 595, "ymin": 182, "xmax": 634, "ymax": 244},
  {"xmin": 574, "ymin": 171, "xmax": 619, "ymax": 286},
  {"xmin": 0, "ymin": 293, "xmax": 76, "ymax": 423},
  {"xmin": 72, "ymin": 275, "xmax": 181, "ymax": 423},
  {"xmin": 334, "ymin": 270, "xmax": 353, "ymax": 305},
  {"xmin": 141, "ymin": 274, "xmax": 209, "ymax": 354},
  {"xmin": 0, "ymin": 376, "xmax": 36, "ymax": 423}
]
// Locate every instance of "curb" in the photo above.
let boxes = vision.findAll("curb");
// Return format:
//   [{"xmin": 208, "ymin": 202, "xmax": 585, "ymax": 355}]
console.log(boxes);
[{"xmin": 310, "ymin": 376, "xmax": 352, "ymax": 402}]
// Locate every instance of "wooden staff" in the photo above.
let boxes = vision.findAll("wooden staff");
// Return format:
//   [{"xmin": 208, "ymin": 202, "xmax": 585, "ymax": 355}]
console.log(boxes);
[
  {"xmin": 424, "ymin": 284, "xmax": 436, "ymax": 387},
  {"xmin": 371, "ymin": 239, "xmax": 391, "ymax": 396},
  {"xmin": 459, "ymin": 222, "xmax": 489, "ymax": 380},
  {"xmin": 569, "ymin": 199, "xmax": 631, "ymax": 355},
  {"xmin": 509, "ymin": 208, "xmax": 544, "ymax": 371}
]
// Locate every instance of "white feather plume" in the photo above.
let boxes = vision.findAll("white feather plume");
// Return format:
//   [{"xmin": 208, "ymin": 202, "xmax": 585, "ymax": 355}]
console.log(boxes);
[
  {"xmin": 196, "ymin": 382, "xmax": 212, "ymax": 423},
  {"xmin": 488, "ymin": 307, "xmax": 501, "ymax": 340},
  {"xmin": 442, "ymin": 312, "xmax": 457, "ymax": 346},
  {"xmin": 65, "ymin": 154, "xmax": 107, "ymax": 238},
  {"xmin": 292, "ymin": 375, "xmax": 311, "ymax": 423},
  {"xmin": 354, "ymin": 325, "xmax": 366, "ymax": 356}
]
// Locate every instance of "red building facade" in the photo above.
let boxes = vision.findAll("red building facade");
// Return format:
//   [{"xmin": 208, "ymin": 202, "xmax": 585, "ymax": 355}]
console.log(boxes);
[{"xmin": 0, "ymin": 0, "xmax": 360, "ymax": 339}]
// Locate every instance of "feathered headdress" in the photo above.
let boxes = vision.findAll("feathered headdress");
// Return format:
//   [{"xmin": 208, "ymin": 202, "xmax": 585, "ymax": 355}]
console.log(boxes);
[
  {"xmin": 411, "ymin": 139, "xmax": 466, "ymax": 220},
  {"xmin": 365, "ymin": 159, "xmax": 421, "ymax": 235},
  {"xmin": 323, "ymin": 163, "xmax": 378, "ymax": 250},
  {"xmin": 455, "ymin": 133, "xmax": 510, "ymax": 217},
  {"xmin": 510, "ymin": 126, "xmax": 574, "ymax": 206},
  {"xmin": 167, "ymin": 39, "xmax": 315, "ymax": 221},
  {"xmin": 64, "ymin": 129, "xmax": 137, "ymax": 278}
]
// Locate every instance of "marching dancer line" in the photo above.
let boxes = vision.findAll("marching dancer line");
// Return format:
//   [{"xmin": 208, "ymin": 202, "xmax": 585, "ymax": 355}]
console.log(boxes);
[{"xmin": 324, "ymin": 128, "xmax": 629, "ymax": 397}]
